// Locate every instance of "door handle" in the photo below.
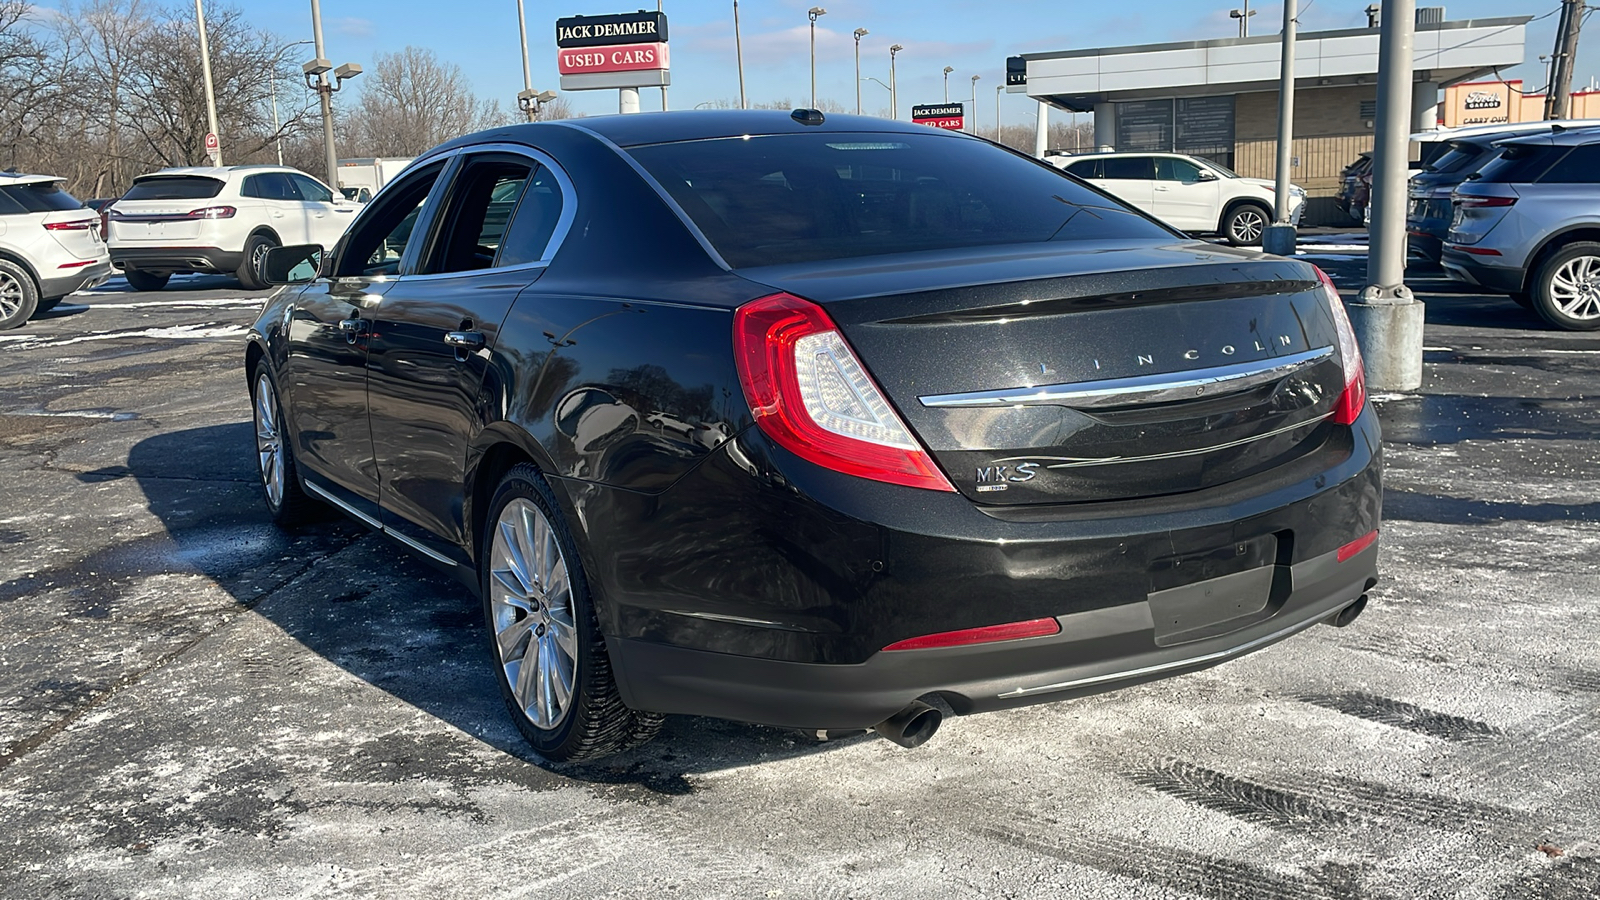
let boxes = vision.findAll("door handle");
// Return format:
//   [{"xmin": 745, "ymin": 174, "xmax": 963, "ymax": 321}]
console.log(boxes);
[
  {"xmin": 443, "ymin": 331, "xmax": 485, "ymax": 350},
  {"xmin": 338, "ymin": 317, "xmax": 367, "ymax": 344}
]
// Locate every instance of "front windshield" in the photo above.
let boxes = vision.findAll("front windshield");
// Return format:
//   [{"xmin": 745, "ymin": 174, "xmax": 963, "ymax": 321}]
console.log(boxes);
[
  {"xmin": 1203, "ymin": 160, "xmax": 1240, "ymax": 178},
  {"xmin": 627, "ymin": 132, "xmax": 1174, "ymax": 268}
]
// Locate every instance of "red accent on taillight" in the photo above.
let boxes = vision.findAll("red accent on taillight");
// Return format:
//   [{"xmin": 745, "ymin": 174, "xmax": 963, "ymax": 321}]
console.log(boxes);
[
  {"xmin": 883, "ymin": 617, "xmax": 1062, "ymax": 651},
  {"xmin": 1314, "ymin": 266, "xmax": 1367, "ymax": 426},
  {"xmin": 1337, "ymin": 529, "xmax": 1379, "ymax": 562},
  {"xmin": 187, "ymin": 206, "xmax": 236, "ymax": 219},
  {"xmin": 1455, "ymin": 195, "xmax": 1516, "ymax": 208},
  {"xmin": 43, "ymin": 220, "xmax": 95, "ymax": 231},
  {"xmin": 733, "ymin": 292, "xmax": 955, "ymax": 492},
  {"xmin": 1453, "ymin": 246, "xmax": 1502, "ymax": 256},
  {"xmin": 56, "ymin": 260, "xmax": 94, "ymax": 269}
]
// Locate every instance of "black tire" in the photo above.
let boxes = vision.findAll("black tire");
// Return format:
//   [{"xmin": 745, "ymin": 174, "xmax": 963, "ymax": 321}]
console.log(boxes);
[
  {"xmin": 251, "ymin": 367, "xmax": 320, "ymax": 527},
  {"xmin": 481, "ymin": 464, "xmax": 664, "ymax": 762},
  {"xmin": 0, "ymin": 258, "xmax": 39, "ymax": 330},
  {"xmin": 238, "ymin": 233, "xmax": 278, "ymax": 291},
  {"xmin": 34, "ymin": 295, "xmax": 62, "ymax": 314},
  {"xmin": 123, "ymin": 269, "xmax": 170, "ymax": 292},
  {"xmin": 1531, "ymin": 241, "xmax": 1600, "ymax": 332},
  {"xmin": 1222, "ymin": 203, "xmax": 1271, "ymax": 246}
]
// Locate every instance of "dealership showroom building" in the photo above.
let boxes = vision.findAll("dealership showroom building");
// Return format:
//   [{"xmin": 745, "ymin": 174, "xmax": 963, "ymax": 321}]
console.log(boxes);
[{"xmin": 1010, "ymin": 10, "xmax": 1531, "ymax": 225}]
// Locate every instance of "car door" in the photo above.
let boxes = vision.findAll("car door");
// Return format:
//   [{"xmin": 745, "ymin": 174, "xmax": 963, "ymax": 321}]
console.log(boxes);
[
  {"xmin": 277, "ymin": 160, "xmax": 450, "ymax": 522},
  {"xmin": 289, "ymin": 173, "xmax": 359, "ymax": 251},
  {"xmin": 1094, "ymin": 156, "xmax": 1157, "ymax": 218},
  {"xmin": 365, "ymin": 148, "xmax": 571, "ymax": 560},
  {"xmin": 246, "ymin": 173, "xmax": 310, "ymax": 244},
  {"xmin": 1153, "ymin": 156, "xmax": 1219, "ymax": 231}
]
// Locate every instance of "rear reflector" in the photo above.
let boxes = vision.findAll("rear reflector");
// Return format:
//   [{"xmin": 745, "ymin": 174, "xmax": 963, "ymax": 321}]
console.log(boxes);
[
  {"xmin": 884, "ymin": 618, "xmax": 1062, "ymax": 652},
  {"xmin": 1452, "ymin": 246, "xmax": 1502, "ymax": 256},
  {"xmin": 734, "ymin": 292, "xmax": 955, "ymax": 492},
  {"xmin": 56, "ymin": 260, "xmax": 94, "ymax": 269},
  {"xmin": 43, "ymin": 220, "xmax": 95, "ymax": 231},
  {"xmin": 1313, "ymin": 266, "xmax": 1367, "ymax": 426},
  {"xmin": 1337, "ymin": 530, "xmax": 1379, "ymax": 562}
]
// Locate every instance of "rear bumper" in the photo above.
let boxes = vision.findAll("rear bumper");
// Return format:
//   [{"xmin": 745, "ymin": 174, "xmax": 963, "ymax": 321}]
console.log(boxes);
[
  {"xmin": 110, "ymin": 246, "xmax": 243, "ymax": 274},
  {"xmin": 1440, "ymin": 246, "xmax": 1524, "ymax": 294},
  {"xmin": 595, "ymin": 408, "xmax": 1383, "ymax": 730},
  {"xmin": 39, "ymin": 260, "xmax": 113, "ymax": 300}
]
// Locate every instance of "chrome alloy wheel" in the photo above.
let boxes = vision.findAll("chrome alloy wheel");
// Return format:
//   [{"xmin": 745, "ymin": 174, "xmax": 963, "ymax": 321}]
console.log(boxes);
[
  {"xmin": 489, "ymin": 498, "xmax": 578, "ymax": 730},
  {"xmin": 1230, "ymin": 208, "xmax": 1266, "ymax": 244},
  {"xmin": 250, "ymin": 240, "xmax": 272, "ymax": 279},
  {"xmin": 253, "ymin": 373, "xmax": 285, "ymax": 509},
  {"xmin": 1549, "ymin": 254, "xmax": 1600, "ymax": 321},
  {"xmin": 0, "ymin": 269, "xmax": 23, "ymax": 321}
]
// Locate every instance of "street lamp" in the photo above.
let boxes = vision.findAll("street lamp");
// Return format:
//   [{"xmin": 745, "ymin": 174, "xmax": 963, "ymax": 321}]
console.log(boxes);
[
  {"xmin": 733, "ymin": 0, "xmax": 746, "ymax": 109},
  {"xmin": 808, "ymin": 7, "xmax": 826, "ymax": 110},
  {"xmin": 889, "ymin": 44, "xmax": 903, "ymax": 120},
  {"xmin": 1229, "ymin": 3, "xmax": 1256, "ymax": 38},
  {"xmin": 516, "ymin": 0, "xmax": 535, "ymax": 121},
  {"xmin": 943, "ymin": 65, "xmax": 953, "ymax": 103},
  {"xmin": 994, "ymin": 83, "xmax": 1002, "ymax": 139},
  {"xmin": 518, "ymin": 89, "xmax": 558, "ymax": 119},
  {"xmin": 306, "ymin": 0, "xmax": 361, "ymax": 190},
  {"xmin": 969, "ymin": 74, "xmax": 979, "ymax": 134},
  {"xmin": 268, "ymin": 39, "xmax": 313, "ymax": 166},
  {"xmin": 853, "ymin": 28, "xmax": 869, "ymax": 115}
]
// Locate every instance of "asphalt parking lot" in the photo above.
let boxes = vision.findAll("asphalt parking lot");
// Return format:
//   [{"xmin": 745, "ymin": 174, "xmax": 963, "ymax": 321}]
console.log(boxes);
[{"xmin": 1, "ymin": 248, "xmax": 1597, "ymax": 899}]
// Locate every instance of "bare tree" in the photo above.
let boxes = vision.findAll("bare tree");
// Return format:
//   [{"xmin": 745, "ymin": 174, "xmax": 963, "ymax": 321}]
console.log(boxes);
[
  {"xmin": 533, "ymin": 95, "xmax": 579, "ymax": 121},
  {"xmin": 340, "ymin": 47, "xmax": 510, "ymax": 156},
  {"xmin": 0, "ymin": 1, "xmax": 68, "ymax": 170}
]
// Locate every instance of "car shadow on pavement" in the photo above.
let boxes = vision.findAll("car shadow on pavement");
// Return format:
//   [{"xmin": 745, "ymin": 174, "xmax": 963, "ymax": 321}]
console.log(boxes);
[{"xmin": 121, "ymin": 424, "xmax": 867, "ymax": 789}]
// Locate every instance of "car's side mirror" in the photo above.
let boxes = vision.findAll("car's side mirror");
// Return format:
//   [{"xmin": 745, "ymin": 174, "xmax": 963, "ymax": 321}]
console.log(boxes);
[
  {"xmin": 263, "ymin": 244, "xmax": 324, "ymax": 285},
  {"xmin": 1196, "ymin": 170, "xmax": 1219, "ymax": 182}
]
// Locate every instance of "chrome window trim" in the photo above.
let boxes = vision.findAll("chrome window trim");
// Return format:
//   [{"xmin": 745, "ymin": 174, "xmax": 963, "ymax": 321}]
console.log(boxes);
[
  {"xmin": 554, "ymin": 121, "xmax": 734, "ymax": 271},
  {"xmin": 400, "ymin": 141, "xmax": 579, "ymax": 283},
  {"xmin": 919, "ymin": 346, "xmax": 1335, "ymax": 410}
]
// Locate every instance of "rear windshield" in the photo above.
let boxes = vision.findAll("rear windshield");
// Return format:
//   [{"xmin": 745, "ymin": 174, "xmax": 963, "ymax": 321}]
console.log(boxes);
[
  {"xmin": 1470, "ymin": 143, "xmax": 1562, "ymax": 184},
  {"xmin": 1426, "ymin": 141, "xmax": 1492, "ymax": 174},
  {"xmin": 123, "ymin": 175, "xmax": 225, "ymax": 201},
  {"xmin": 0, "ymin": 181, "xmax": 84, "ymax": 214},
  {"xmin": 626, "ymin": 132, "xmax": 1173, "ymax": 268}
]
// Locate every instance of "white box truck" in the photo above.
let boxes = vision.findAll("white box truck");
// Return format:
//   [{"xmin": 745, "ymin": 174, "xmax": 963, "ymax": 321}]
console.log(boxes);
[{"xmin": 335, "ymin": 157, "xmax": 414, "ymax": 203}]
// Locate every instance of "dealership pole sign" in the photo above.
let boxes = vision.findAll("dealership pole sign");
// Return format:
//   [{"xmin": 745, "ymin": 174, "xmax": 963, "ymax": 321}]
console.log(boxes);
[
  {"xmin": 556, "ymin": 11, "xmax": 670, "ymax": 91},
  {"xmin": 912, "ymin": 104, "xmax": 965, "ymax": 130}
]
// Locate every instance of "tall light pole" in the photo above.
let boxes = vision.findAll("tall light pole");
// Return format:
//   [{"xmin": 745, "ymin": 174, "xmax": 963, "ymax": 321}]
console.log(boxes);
[
  {"xmin": 657, "ymin": 0, "xmax": 668, "ymax": 111},
  {"xmin": 1266, "ymin": 0, "xmax": 1297, "ymax": 253},
  {"xmin": 969, "ymin": 74, "xmax": 979, "ymax": 134},
  {"xmin": 943, "ymin": 65, "xmax": 953, "ymax": 103},
  {"xmin": 516, "ymin": 0, "xmax": 535, "ymax": 121},
  {"xmin": 995, "ymin": 83, "xmax": 1002, "ymax": 139},
  {"xmin": 853, "ymin": 28, "xmax": 868, "ymax": 115},
  {"xmin": 889, "ymin": 44, "xmax": 902, "ymax": 120},
  {"xmin": 269, "ymin": 39, "xmax": 313, "ymax": 166},
  {"xmin": 808, "ymin": 7, "xmax": 826, "ymax": 109},
  {"xmin": 306, "ymin": 0, "xmax": 361, "ymax": 189},
  {"xmin": 733, "ymin": 0, "xmax": 746, "ymax": 109},
  {"xmin": 1230, "ymin": 3, "xmax": 1256, "ymax": 38},
  {"xmin": 194, "ymin": 0, "xmax": 222, "ymax": 165}
]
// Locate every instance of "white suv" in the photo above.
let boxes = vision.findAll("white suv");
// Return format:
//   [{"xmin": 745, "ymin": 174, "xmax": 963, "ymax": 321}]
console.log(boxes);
[
  {"xmin": 1052, "ymin": 152, "xmax": 1304, "ymax": 246},
  {"xmin": 0, "ymin": 173, "xmax": 112, "ymax": 329},
  {"xmin": 107, "ymin": 165, "xmax": 358, "ymax": 291}
]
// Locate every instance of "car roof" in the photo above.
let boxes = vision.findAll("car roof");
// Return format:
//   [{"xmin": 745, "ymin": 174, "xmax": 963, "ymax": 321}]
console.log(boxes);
[
  {"xmin": 0, "ymin": 172, "xmax": 65, "ymax": 186},
  {"xmin": 1413, "ymin": 119, "xmax": 1600, "ymax": 142},
  {"xmin": 424, "ymin": 109, "xmax": 975, "ymax": 158},
  {"xmin": 1492, "ymin": 124, "xmax": 1600, "ymax": 148},
  {"xmin": 132, "ymin": 165, "xmax": 311, "ymax": 182},
  {"xmin": 1056, "ymin": 151, "xmax": 1191, "ymax": 159}
]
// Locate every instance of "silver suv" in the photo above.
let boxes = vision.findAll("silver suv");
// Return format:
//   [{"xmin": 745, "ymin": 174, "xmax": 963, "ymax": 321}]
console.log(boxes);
[
  {"xmin": 0, "ymin": 173, "xmax": 112, "ymax": 329},
  {"xmin": 1442, "ymin": 127, "xmax": 1600, "ymax": 330}
]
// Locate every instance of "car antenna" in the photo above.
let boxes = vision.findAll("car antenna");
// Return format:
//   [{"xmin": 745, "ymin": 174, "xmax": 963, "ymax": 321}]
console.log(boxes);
[{"xmin": 791, "ymin": 108, "xmax": 826, "ymax": 126}]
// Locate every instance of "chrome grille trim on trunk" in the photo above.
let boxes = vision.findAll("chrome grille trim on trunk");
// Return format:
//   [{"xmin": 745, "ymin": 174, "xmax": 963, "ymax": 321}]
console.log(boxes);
[{"xmin": 917, "ymin": 346, "xmax": 1335, "ymax": 410}]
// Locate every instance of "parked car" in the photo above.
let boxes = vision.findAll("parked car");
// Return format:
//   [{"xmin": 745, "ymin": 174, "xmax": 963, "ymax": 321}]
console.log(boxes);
[
  {"xmin": 0, "ymin": 172, "xmax": 112, "ymax": 329},
  {"xmin": 1443, "ymin": 127, "xmax": 1600, "ymax": 329},
  {"xmin": 106, "ymin": 165, "xmax": 358, "ymax": 291},
  {"xmin": 1338, "ymin": 153, "xmax": 1373, "ymax": 221},
  {"xmin": 247, "ymin": 111, "xmax": 1381, "ymax": 761},
  {"xmin": 1052, "ymin": 151, "xmax": 1304, "ymax": 245},
  {"xmin": 1407, "ymin": 121, "xmax": 1600, "ymax": 263}
]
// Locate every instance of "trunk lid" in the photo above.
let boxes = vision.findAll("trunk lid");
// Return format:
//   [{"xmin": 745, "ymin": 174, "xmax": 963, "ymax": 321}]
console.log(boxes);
[
  {"xmin": 742, "ymin": 242, "xmax": 1348, "ymax": 505},
  {"xmin": 42, "ymin": 209, "xmax": 105, "ymax": 260}
]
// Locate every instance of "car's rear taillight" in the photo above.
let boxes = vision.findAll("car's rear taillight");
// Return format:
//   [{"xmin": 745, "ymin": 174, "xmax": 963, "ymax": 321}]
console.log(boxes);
[
  {"xmin": 187, "ymin": 206, "xmax": 236, "ymax": 219},
  {"xmin": 733, "ymin": 292, "xmax": 955, "ymax": 492},
  {"xmin": 1313, "ymin": 266, "xmax": 1366, "ymax": 426},
  {"xmin": 1454, "ymin": 195, "xmax": 1516, "ymax": 208},
  {"xmin": 43, "ymin": 220, "xmax": 95, "ymax": 231}
]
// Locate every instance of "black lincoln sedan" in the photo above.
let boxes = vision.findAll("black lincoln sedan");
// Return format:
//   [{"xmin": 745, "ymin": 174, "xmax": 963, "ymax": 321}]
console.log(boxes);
[{"xmin": 246, "ymin": 110, "xmax": 1380, "ymax": 761}]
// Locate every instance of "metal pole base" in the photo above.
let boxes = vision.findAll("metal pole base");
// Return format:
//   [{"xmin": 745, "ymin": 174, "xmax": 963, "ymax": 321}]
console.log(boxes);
[
  {"xmin": 1262, "ymin": 224, "xmax": 1298, "ymax": 256},
  {"xmin": 1348, "ymin": 297, "xmax": 1426, "ymax": 392}
]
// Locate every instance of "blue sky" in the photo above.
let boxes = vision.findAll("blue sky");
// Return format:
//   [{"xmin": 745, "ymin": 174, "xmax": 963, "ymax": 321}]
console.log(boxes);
[{"xmin": 46, "ymin": 1, "xmax": 1600, "ymax": 124}]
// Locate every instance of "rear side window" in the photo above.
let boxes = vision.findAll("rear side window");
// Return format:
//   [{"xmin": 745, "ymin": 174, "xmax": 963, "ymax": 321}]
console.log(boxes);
[
  {"xmin": 1100, "ymin": 156, "xmax": 1153, "ymax": 179},
  {"xmin": 1473, "ymin": 144, "xmax": 1562, "ymax": 184},
  {"xmin": 0, "ymin": 181, "xmax": 84, "ymax": 212},
  {"xmin": 1536, "ymin": 144, "xmax": 1600, "ymax": 184},
  {"xmin": 627, "ymin": 132, "xmax": 1172, "ymax": 269},
  {"xmin": 242, "ymin": 173, "xmax": 300, "ymax": 201},
  {"xmin": 123, "ymin": 176, "xmax": 225, "ymax": 200},
  {"xmin": 1064, "ymin": 159, "xmax": 1100, "ymax": 178},
  {"xmin": 422, "ymin": 156, "xmax": 532, "ymax": 274}
]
